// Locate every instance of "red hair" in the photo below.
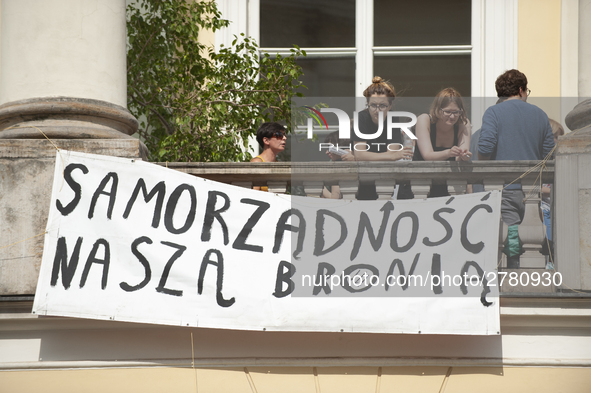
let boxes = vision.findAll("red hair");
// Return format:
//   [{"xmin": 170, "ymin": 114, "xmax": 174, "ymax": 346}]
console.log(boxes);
[{"xmin": 363, "ymin": 76, "xmax": 396, "ymax": 103}]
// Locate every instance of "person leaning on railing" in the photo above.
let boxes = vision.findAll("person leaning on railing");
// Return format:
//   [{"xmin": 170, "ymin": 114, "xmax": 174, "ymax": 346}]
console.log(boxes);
[
  {"xmin": 477, "ymin": 69, "xmax": 555, "ymax": 269},
  {"xmin": 250, "ymin": 122, "xmax": 287, "ymax": 163},
  {"xmin": 250, "ymin": 122, "xmax": 287, "ymax": 191},
  {"xmin": 413, "ymin": 87, "xmax": 472, "ymax": 197},
  {"xmin": 352, "ymin": 76, "xmax": 413, "ymax": 200}
]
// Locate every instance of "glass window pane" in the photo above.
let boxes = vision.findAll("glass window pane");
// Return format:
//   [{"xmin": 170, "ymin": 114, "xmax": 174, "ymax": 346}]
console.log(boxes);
[
  {"xmin": 373, "ymin": 55, "xmax": 471, "ymax": 97},
  {"xmin": 260, "ymin": 0, "xmax": 355, "ymax": 48},
  {"xmin": 297, "ymin": 57, "xmax": 356, "ymax": 97},
  {"xmin": 374, "ymin": 0, "xmax": 471, "ymax": 46}
]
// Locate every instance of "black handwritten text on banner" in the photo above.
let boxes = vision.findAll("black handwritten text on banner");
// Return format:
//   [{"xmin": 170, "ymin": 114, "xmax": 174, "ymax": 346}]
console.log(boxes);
[{"xmin": 33, "ymin": 151, "xmax": 501, "ymax": 335}]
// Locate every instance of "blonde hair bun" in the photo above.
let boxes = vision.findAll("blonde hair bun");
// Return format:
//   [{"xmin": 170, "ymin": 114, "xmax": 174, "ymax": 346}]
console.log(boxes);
[{"xmin": 372, "ymin": 76, "xmax": 383, "ymax": 84}]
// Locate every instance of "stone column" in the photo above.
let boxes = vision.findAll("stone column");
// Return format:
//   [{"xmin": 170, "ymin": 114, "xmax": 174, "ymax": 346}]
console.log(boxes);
[
  {"xmin": 0, "ymin": 0, "xmax": 137, "ymax": 139},
  {"xmin": 555, "ymin": 99, "xmax": 591, "ymax": 290},
  {"xmin": 553, "ymin": 1, "xmax": 591, "ymax": 289},
  {"xmin": 0, "ymin": 0, "xmax": 143, "ymax": 296}
]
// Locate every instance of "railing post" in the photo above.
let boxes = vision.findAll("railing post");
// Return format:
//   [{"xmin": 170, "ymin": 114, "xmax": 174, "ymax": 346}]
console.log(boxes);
[
  {"xmin": 483, "ymin": 178, "xmax": 505, "ymax": 193},
  {"xmin": 375, "ymin": 180, "xmax": 396, "ymax": 200},
  {"xmin": 303, "ymin": 181, "xmax": 324, "ymax": 198},
  {"xmin": 518, "ymin": 185, "xmax": 545, "ymax": 268},
  {"xmin": 267, "ymin": 181, "xmax": 287, "ymax": 194},
  {"xmin": 447, "ymin": 180, "xmax": 467, "ymax": 195},
  {"xmin": 232, "ymin": 182, "xmax": 253, "ymax": 189},
  {"xmin": 411, "ymin": 179, "xmax": 432, "ymax": 199},
  {"xmin": 339, "ymin": 180, "xmax": 359, "ymax": 200}
]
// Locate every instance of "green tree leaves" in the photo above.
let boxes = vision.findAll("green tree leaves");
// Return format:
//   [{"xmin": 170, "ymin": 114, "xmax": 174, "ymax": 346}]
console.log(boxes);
[{"xmin": 127, "ymin": 0, "xmax": 305, "ymax": 162}]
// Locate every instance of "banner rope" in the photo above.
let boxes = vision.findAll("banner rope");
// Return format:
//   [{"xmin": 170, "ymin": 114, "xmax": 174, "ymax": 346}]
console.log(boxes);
[
  {"xmin": 4, "ymin": 125, "xmax": 66, "ymax": 191},
  {"xmin": 191, "ymin": 330, "xmax": 198, "ymax": 393},
  {"xmin": 0, "ymin": 231, "xmax": 47, "ymax": 251},
  {"xmin": 0, "ymin": 126, "xmax": 64, "ymax": 252},
  {"xmin": 4, "ymin": 125, "xmax": 62, "ymax": 152}
]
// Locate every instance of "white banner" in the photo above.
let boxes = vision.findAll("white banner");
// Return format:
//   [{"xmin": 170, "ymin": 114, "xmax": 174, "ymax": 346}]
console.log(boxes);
[{"xmin": 33, "ymin": 151, "xmax": 501, "ymax": 334}]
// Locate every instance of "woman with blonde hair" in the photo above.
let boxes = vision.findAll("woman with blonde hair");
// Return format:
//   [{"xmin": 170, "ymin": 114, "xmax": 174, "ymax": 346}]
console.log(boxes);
[
  {"xmin": 414, "ymin": 87, "xmax": 471, "ymax": 161},
  {"xmin": 413, "ymin": 87, "xmax": 472, "ymax": 197}
]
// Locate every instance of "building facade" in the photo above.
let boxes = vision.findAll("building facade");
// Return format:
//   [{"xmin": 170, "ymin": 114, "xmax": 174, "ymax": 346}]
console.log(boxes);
[{"xmin": 1, "ymin": 0, "xmax": 591, "ymax": 392}]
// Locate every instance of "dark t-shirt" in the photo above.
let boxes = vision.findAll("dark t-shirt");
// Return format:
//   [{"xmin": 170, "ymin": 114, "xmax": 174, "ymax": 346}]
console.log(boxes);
[
  {"xmin": 411, "ymin": 120, "xmax": 459, "ymax": 198},
  {"xmin": 352, "ymin": 109, "xmax": 412, "ymax": 200},
  {"xmin": 351, "ymin": 109, "xmax": 403, "ymax": 152},
  {"xmin": 413, "ymin": 121, "xmax": 459, "ymax": 162}
]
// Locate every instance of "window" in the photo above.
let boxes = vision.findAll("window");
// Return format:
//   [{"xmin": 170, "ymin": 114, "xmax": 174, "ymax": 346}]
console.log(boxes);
[
  {"xmin": 373, "ymin": 0, "xmax": 471, "ymax": 97},
  {"xmin": 260, "ymin": 0, "xmax": 356, "ymax": 96},
  {"xmin": 216, "ymin": 0, "xmax": 520, "ymax": 129},
  {"xmin": 259, "ymin": 0, "xmax": 471, "ymax": 97}
]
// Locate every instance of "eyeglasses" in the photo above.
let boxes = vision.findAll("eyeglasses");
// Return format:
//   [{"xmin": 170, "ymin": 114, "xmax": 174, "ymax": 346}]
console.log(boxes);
[
  {"xmin": 368, "ymin": 103, "xmax": 390, "ymax": 111},
  {"xmin": 441, "ymin": 109, "xmax": 462, "ymax": 117},
  {"xmin": 271, "ymin": 131, "xmax": 286, "ymax": 139},
  {"xmin": 526, "ymin": 88, "xmax": 531, "ymax": 96}
]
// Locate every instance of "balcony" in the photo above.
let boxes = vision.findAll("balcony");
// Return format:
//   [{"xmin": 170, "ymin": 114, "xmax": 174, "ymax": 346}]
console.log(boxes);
[
  {"xmin": 157, "ymin": 159, "xmax": 568, "ymax": 297},
  {"xmin": 1, "ymin": 141, "xmax": 590, "ymax": 300}
]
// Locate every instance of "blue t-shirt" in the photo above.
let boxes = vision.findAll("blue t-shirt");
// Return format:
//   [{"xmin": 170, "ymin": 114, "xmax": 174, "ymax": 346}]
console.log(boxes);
[
  {"xmin": 478, "ymin": 99, "xmax": 555, "ymax": 161},
  {"xmin": 470, "ymin": 128, "xmax": 481, "ymax": 160}
]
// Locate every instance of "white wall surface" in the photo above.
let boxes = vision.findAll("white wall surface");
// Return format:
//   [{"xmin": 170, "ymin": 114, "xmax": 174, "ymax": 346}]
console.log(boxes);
[
  {"xmin": 579, "ymin": 0, "xmax": 591, "ymax": 96},
  {"xmin": 2, "ymin": 304, "xmax": 591, "ymax": 367},
  {"xmin": 0, "ymin": 0, "xmax": 127, "ymax": 107}
]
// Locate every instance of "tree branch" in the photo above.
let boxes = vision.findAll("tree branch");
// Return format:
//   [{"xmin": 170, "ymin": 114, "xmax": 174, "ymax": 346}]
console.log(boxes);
[
  {"xmin": 127, "ymin": 29, "xmax": 157, "ymax": 73},
  {"xmin": 130, "ymin": 88, "xmax": 175, "ymax": 135}
]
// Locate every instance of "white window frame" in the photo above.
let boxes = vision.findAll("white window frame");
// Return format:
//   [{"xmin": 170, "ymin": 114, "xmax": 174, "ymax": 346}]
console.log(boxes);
[
  {"xmin": 471, "ymin": 0, "xmax": 518, "ymax": 131},
  {"xmin": 216, "ymin": 0, "xmax": 519, "ymax": 125}
]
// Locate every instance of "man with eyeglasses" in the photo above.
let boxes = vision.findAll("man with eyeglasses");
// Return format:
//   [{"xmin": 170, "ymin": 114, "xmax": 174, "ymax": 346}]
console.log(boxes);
[{"xmin": 478, "ymin": 69, "xmax": 555, "ymax": 268}]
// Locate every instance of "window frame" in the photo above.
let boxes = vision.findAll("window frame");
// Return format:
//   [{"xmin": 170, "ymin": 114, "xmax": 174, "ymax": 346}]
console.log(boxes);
[{"xmin": 215, "ymin": 0, "xmax": 519, "ymax": 101}]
